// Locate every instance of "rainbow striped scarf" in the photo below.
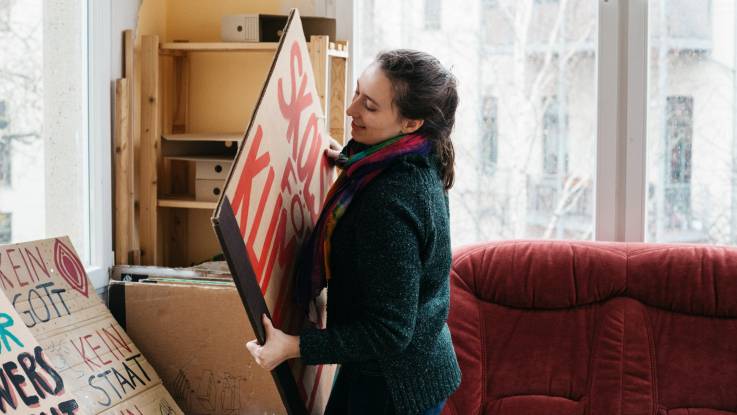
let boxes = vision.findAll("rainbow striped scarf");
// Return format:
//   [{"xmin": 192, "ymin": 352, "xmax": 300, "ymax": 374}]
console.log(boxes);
[{"xmin": 295, "ymin": 133, "xmax": 432, "ymax": 306}]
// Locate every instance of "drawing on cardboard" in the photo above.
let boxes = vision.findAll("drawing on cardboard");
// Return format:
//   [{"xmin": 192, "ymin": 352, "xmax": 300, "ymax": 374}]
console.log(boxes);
[
  {"xmin": 0, "ymin": 237, "xmax": 184, "ymax": 414},
  {"xmin": 0, "ymin": 284, "xmax": 80, "ymax": 414},
  {"xmin": 171, "ymin": 369, "xmax": 251, "ymax": 415}
]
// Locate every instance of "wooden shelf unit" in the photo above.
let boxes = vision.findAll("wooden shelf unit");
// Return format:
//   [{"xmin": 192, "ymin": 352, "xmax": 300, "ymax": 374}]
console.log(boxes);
[{"xmin": 135, "ymin": 36, "xmax": 350, "ymax": 267}]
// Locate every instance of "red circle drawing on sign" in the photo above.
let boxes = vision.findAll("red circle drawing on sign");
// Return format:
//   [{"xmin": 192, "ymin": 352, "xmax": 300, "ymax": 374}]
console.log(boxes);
[{"xmin": 53, "ymin": 239, "xmax": 89, "ymax": 298}]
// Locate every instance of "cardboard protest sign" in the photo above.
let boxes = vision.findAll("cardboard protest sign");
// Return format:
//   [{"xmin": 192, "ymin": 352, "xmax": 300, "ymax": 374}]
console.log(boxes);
[
  {"xmin": 0, "ymin": 284, "xmax": 80, "ymax": 414},
  {"xmin": 0, "ymin": 237, "xmax": 183, "ymax": 415},
  {"xmin": 212, "ymin": 9, "xmax": 336, "ymax": 415}
]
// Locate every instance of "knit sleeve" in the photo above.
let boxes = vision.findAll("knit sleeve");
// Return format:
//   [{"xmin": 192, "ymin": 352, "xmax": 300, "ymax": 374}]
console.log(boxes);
[{"xmin": 299, "ymin": 164, "xmax": 427, "ymax": 365}]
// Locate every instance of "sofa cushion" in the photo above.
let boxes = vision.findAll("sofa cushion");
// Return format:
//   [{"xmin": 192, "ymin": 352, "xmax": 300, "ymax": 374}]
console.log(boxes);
[{"xmin": 444, "ymin": 241, "xmax": 737, "ymax": 415}]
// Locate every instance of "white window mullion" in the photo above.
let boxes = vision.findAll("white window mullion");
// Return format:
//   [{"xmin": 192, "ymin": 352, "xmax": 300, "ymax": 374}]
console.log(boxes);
[
  {"xmin": 595, "ymin": 0, "xmax": 623, "ymax": 241},
  {"xmin": 87, "ymin": 0, "xmax": 113, "ymax": 289},
  {"xmin": 623, "ymin": 0, "xmax": 648, "ymax": 242},
  {"xmin": 595, "ymin": 0, "xmax": 648, "ymax": 242}
]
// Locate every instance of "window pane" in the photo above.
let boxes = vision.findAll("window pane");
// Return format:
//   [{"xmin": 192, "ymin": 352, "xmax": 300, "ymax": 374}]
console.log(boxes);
[
  {"xmin": 355, "ymin": 0, "xmax": 597, "ymax": 245},
  {"xmin": 0, "ymin": 1, "xmax": 89, "ymax": 260},
  {"xmin": 646, "ymin": 0, "xmax": 737, "ymax": 244},
  {"xmin": 424, "ymin": 0, "xmax": 442, "ymax": 31}
]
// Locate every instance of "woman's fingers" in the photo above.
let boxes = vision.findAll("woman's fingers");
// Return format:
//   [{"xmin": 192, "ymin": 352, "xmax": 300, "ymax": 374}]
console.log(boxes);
[
  {"xmin": 324, "ymin": 136, "xmax": 343, "ymax": 166},
  {"xmin": 246, "ymin": 340, "xmax": 261, "ymax": 361},
  {"xmin": 324, "ymin": 147, "xmax": 341, "ymax": 161},
  {"xmin": 262, "ymin": 314, "xmax": 273, "ymax": 332},
  {"xmin": 247, "ymin": 315, "xmax": 294, "ymax": 371}
]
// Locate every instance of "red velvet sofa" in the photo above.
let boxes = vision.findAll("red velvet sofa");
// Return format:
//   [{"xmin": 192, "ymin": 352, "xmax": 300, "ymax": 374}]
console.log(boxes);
[{"xmin": 443, "ymin": 240, "xmax": 737, "ymax": 415}]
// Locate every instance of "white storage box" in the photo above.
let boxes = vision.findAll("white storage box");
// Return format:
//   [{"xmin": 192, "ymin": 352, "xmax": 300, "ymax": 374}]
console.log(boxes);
[
  {"xmin": 221, "ymin": 14, "xmax": 260, "ymax": 42},
  {"xmin": 195, "ymin": 179, "xmax": 224, "ymax": 202},
  {"xmin": 195, "ymin": 159, "xmax": 232, "ymax": 180}
]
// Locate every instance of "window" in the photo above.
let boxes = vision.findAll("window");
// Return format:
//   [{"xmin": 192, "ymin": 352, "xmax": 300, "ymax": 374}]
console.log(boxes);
[
  {"xmin": 665, "ymin": 0, "xmax": 711, "ymax": 42},
  {"xmin": 0, "ymin": 0, "xmax": 9, "ymax": 32},
  {"xmin": 0, "ymin": 137, "xmax": 9, "ymax": 186},
  {"xmin": 424, "ymin": 0, "xmax": 441, "ymax": 31},
  {"xmin": 481, "ymin": 95, "xmax": 498, "ymax": 174},
  {"xmin": 665, "ymin": 96, "xmax": 693, "ymax": 185},
  {"xmin": 542, "ymin": 96, "xmax": 568, "ymax": 177},
  {"xmin": 361, "ymin": 0, "xmax": 377, "ymax": 58},
  {"xmin": 663, "ymin": 96, "xmax": 693, "ymax": 232},
  {"xmin": 354, "ymin": 0, "xmax": 734, "ymax": 247},
  {"xmin": 0, "ymin": 0, "xmax": 112, "ymax": 287},
  {"xmin": 0, "ymin": 212, "xmax": 9, "ymax": 243},
  {"xmin": 646, "ymin": 0, "xmax": 735, "ymax": 244},
  {"xmin": 0, "ymin": 101, "xmax": 7, "ymax": 129}
]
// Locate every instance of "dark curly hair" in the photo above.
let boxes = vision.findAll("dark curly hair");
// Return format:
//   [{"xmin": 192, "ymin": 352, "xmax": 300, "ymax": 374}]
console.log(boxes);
[{"xmin": 376, "ymin": 49, "xmax": 458, "ymax": 190}]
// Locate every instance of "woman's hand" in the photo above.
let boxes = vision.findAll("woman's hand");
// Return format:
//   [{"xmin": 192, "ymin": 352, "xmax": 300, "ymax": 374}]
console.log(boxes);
[
  {"xmin": 324, "ymin": 136, "xmax": 343, "ymax": 166},
  {"xmin": 245, "ymin": 314, "xmax": 301, "ymax": 371}
]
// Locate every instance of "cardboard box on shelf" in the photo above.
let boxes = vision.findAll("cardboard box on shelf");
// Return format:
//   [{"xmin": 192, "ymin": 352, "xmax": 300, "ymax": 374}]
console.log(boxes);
[{"xmin": 108, "ymin": 280, "xmax": 284, "ymax": 415}]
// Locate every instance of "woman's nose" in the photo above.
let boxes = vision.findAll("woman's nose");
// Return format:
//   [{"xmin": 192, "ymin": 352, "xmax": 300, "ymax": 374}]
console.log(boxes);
[{"xmin": 346, "ymin": 99, "xmax": 358, "ymax": 118}]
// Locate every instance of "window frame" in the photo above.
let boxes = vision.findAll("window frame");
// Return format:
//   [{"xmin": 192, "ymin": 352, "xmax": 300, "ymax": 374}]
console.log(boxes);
[
  {"xmin": 595, "ymin": 0, "xmax": 648, "ymax": 242},
  {"xmin": 86, "ymin": 0, "xmax": 113, "ymax": 289}
]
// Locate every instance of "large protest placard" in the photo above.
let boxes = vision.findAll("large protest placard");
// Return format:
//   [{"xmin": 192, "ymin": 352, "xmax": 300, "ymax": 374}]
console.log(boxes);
[
  {"xmin": 212, "ymin": 9, "xmax": 337, "ymax": 415},
  {"xmin": 0, "ymin": 281, "xmax": 80, "ymax": 414},
  {"xmin": 0, "ymin": 237, "xmax": 183, "ymax": 415}
]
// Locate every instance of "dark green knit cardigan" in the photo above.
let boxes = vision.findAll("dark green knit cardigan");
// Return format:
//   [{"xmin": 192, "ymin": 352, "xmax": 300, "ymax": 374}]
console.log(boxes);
[{"xmin": 299, "ymin": 144, "xmax": 461, "ymax": 414}]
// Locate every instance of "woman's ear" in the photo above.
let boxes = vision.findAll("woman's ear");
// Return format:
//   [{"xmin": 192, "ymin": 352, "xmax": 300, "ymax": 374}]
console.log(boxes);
[{"xmin": 401, "ymin": 119, "xmax": 424, "ymax": 134}]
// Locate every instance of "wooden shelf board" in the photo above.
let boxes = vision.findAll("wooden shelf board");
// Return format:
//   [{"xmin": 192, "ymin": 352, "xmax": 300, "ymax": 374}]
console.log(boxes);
[
  {"xmin": 160, "ymin": 42, "xmax": 279, "ymax": 51},
  {"xmin": 162, "ymin": 132, "xmax": 242, "ymax": 142},
  {"xmin": 158, "ymin": 197, "xmax": 218, "ymax": 210},
  {"xmin": 164, "ymin": 155, "xmax": 233, "ymax": 163}
]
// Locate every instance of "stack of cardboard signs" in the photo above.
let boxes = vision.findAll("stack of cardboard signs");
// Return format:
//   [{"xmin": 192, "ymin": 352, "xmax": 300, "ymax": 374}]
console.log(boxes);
[
  {"xmin": 0, "ymin": 237, "xmax": 183, "ymax": 414},
  {"xmin": 108, "ymin": 274, "xmax": 284, "ymax": 414}
]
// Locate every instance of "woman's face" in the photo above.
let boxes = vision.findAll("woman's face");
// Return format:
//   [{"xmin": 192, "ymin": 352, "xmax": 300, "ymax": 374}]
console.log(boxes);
[{"xmin": 346, "ymin": 63, "xmax": 423, "ymax": 145}]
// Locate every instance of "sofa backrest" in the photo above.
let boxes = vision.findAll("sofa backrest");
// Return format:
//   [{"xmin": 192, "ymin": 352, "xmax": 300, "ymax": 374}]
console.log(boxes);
[{"xmin": 444, "ymin": 241, "xmax": 737, "ymax": 415}]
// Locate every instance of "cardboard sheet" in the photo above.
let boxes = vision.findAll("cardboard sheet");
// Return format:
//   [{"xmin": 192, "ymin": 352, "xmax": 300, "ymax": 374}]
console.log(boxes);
[{"xmin": 108, "ymin": 280, "xmax": 284, "ymax": 415}]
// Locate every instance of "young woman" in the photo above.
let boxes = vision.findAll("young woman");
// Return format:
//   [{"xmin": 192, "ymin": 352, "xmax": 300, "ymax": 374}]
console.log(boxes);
[{"xmin": 246, "ymin": 49, "xmax": 461, "ymax": 415}]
